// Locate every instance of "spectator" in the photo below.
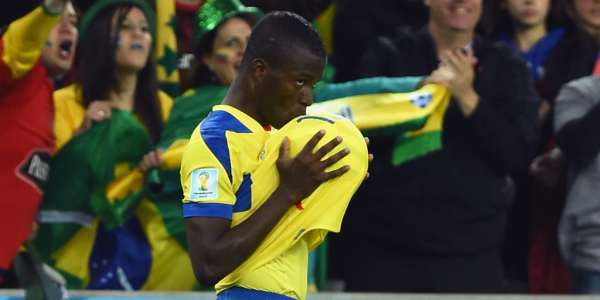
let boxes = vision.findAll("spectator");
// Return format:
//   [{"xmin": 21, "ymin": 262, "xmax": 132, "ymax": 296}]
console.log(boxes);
[
  {"xmin": 480, "ymin": 0, "xmax": 592, "ymax": 292},
  {"xmin": 554, "ymin": 74, "xmax": 600, "ymax": 294},
  {"xmin": 329, "ymin": 0, "xmax": 540, "ymax": 292},
  {"xmin": 35, "ymin": 0, "xmax": 173, "ymax": 289},
  {"xmin": 0, "ymin": 0, "xmax": 77, "ymax": 284}
]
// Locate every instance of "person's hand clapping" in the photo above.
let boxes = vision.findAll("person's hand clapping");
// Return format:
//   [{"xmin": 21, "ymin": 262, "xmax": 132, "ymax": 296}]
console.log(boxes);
[{"xmin": 439, "ymin": 48, "xmax": 479, "ymax": 116}]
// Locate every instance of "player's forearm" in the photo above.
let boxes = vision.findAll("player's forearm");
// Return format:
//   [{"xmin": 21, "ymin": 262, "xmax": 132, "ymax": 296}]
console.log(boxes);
[{"xmin": 188, "ymin": 188, "xmax": 295, "ymax": 286}]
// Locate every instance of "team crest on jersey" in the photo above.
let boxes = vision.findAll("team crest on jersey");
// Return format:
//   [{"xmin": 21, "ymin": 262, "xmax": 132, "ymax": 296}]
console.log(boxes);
[
  {"xmin": 259, "ymin": 147, "xmax": 266, "ymax": 161},
  {"xmin": 189, "ymin": 168, "xmax": 219, "ymax": 200}
]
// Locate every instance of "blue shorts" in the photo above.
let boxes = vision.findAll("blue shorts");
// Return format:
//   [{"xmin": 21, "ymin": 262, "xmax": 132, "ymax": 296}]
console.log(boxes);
[{"xmin": 216, "ymin": 287, "xmax": 298, "ymax": 300}]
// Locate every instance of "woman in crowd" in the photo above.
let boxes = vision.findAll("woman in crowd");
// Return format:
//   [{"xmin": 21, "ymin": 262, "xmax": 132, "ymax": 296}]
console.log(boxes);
[{"xmin": 35, "ymin": 0, "xmax": 176, "ymax": 290}]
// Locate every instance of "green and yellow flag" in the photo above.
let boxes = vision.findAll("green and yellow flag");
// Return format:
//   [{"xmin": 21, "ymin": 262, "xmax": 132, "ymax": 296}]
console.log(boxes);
[{"xmin": 155, "ymin": 0, "xmax": 180, "ymax": 97}]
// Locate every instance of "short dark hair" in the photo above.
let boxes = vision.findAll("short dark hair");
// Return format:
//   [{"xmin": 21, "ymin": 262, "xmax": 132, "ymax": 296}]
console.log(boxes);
[
  {"xmin": 241, "ymin": 11, "xmax": 326, "ymax": 71},
  {"xmin": 77, "ymin": 3, "xmax": 163, "ymax": 143}
]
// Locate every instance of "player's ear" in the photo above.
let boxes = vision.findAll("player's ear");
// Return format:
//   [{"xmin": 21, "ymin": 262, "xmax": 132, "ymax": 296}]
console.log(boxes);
[{"xmin": 252, "ymin": 58, "xmax": 269, "ymax": 81}]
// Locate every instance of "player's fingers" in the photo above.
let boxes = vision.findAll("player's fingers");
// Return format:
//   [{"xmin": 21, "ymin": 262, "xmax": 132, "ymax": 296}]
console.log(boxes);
[
  {"xmin": 313, "ymin": 136, "xmax": 343, "ymax": 160},
  {"xmin": 278, "ymin": 136, "xmax": 291, "ymax": 160},
  {"xmin": 316, "ymin": 164, "xmax": 350, "ymax": 182},
  {"xmin": 318, "ymin": 147, "xmax": 350, "ymax": 171},
  {"xmin": 298, "ymin": 130, "xmax": 326, "ymax": 157}
]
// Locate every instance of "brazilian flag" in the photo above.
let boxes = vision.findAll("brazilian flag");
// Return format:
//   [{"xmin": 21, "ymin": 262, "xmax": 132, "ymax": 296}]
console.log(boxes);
[{"xmin": 34, "ymin": 111, "xmax": 197, "ymax": 290}]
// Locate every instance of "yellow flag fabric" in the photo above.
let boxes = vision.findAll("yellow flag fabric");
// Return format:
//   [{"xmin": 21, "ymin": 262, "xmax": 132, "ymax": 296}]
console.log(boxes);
[
  {"xmin": 308, "ymin": 84, "xmax": 451, "ymax": 165},
  {"xmin": 155, "ymin": 0, "xmax": 180, "ymax": 97}
]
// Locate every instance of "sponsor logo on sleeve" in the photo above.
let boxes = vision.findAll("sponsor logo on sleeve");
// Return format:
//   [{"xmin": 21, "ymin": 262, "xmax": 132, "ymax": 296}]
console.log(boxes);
[{"xmin": 189, "ymin": 168, "xmax": 219, "ymax": 200}]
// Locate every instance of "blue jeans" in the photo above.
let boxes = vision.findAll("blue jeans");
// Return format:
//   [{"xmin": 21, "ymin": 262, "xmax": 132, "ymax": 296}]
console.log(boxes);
[
  {"xmin": 216, "ymin": 287, "xmax": 298, "ymax": 300},
  {"xmin": 570, "ymin": 268, "xmax": 600, "ymax": 294}
]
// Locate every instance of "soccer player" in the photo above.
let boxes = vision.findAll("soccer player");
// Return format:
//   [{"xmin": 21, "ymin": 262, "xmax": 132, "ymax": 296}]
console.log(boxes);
[
  {"xmin": 181, "ymin": 11, "xmax": 368, "ymax": 300},
  {"xmin": 0, "ymin": 0, "xmax": 77, "ymax": 283}
]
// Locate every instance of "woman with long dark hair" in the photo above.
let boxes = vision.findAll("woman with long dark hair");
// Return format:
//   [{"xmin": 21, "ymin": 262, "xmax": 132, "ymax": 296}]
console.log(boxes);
[{"xmin": 36, "ymin": 0, "xmax": 174, "ymax": 290}]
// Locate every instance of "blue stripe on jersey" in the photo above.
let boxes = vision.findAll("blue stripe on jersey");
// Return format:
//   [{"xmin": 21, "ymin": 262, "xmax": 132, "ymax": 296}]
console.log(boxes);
[
  {"xmin": 233, "ymin": 174, "xmax": 252, "ymax": 213},
  {"xmin": 183, "ymin": 202, "xmax": 233, "ymax": 220},
  {"xmin": 297, "ymin": 115, "xmax": 335, "ymax": 124},
  {"xmin": 200, "ymin": 110, "xmax": 252, "ymax": 183}
]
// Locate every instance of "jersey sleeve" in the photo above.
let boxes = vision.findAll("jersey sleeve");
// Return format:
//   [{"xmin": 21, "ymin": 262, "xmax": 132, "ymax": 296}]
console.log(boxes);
[
  {"xmin": 2, "ymin": 5, "xmax": 62, "ymax": 80},
  {"xmin": 180, "ymin": 126, "xmax": 238, "ymax": 220},
  {"xmin": 53, "ymin": 85, "xmax": 86, "ymax": 151}
]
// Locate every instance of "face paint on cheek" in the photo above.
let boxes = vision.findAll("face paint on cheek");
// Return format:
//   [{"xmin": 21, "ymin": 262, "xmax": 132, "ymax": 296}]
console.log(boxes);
[
  {"xmin": 45, "ymin": 41, "xmax": 52, "ymax": 46},
  {"xmin": 110, "ymin": 35, "xmax": 121, "ymax": 48},
  {"xmin": 214, "ymin": 48, "xmax": 232, "ymax": 64}
]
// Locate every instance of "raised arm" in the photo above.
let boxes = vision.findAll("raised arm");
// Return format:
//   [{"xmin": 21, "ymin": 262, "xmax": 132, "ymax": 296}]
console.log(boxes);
[
  {"xmin": 2, "ymin": 0, "xmax": 70, "ymax": 80},
  {"xmin": 184, "ymin": 131, "xmax": 350, "ymax": 286}
]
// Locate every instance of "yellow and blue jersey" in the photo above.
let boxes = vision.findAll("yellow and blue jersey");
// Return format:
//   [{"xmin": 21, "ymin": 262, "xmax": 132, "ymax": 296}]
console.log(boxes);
[
  {"xmin": 181, "ymin": 107, "xmax": 369, "ymax": 299},
  {"xmin": 181, "ymin": 105, "xmax": 310, "ymax": 297},
  {"xmin": 181, "ymin": 104, "xmax": 272, "ymax": 220}
]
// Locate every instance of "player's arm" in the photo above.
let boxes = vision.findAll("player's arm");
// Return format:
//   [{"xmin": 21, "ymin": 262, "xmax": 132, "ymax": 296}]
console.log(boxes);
[
  {"xmin": 185, "ymin": 130, "xmax": 350, "ymax": 287},
  {"xmin": 1, "ymin": 0, "xmax": 69, "ymax": 80}
]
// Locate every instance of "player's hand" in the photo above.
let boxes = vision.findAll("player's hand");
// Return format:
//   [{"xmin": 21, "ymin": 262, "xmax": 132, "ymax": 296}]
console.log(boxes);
[
  {"xmin": 276, "ymin": 130, "xmax": 350, "ymax": 205},
  {"xmin": 139, "ymin": 148, "xmax": 164, "ymax": 172},
  {"xmin": 364, "ymin": 137, "xmax": 374, "ymax": 179},
  {"xmin": 77, "ymin": 100, "xmax": 121, "ymax": 134}
]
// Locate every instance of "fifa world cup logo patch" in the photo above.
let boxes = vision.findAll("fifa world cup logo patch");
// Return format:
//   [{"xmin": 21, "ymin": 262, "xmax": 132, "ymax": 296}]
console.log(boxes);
[
  {"xmin": 198, "ymin": 171, "xmax": 210, "ymax": 191},
  {"xmin": 189, "ymin": 168, "xmax": 219, "ymax": 200}
]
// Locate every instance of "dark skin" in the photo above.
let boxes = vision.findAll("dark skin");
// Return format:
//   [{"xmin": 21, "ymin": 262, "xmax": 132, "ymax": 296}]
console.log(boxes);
[{"xmin": 184, "ymin": 48, "xmax": 356, "ymax": 287}]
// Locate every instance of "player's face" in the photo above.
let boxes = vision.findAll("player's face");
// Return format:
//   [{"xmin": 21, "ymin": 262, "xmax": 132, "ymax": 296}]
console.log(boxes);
[
  {"xmin": 113, "ymin": 7, "xmax": 152, "ymax": 73},
  {"xmin": 504, "ymin": 0, "xmax": 550, "ymax": 28},
  {"xmin": 426, "ymin": 0, "xmax": 482, "ymax": 31},
  {"xmin": 258, "ymin": 48, "xmax": 326, "ymax": 129},
  {"xmin": 203, "ymin": 17, "xmax": 252, "ymax": 86},
  {"xmin": 40, "ymin": 2, "xmax": 78, "ymax": 78}
]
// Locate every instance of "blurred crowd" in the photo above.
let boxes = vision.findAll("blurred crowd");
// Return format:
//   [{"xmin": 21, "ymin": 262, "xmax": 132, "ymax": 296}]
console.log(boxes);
[{"xmin": 2, "ymin": 0, "xmax": 600, "ymax": 296}]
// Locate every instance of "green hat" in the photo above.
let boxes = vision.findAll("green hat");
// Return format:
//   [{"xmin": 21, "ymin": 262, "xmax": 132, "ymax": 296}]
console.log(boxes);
[
  {"xmin": 78, "ymin": 0, "xmax": 156, "ymax": 45},
  {"xmin": 197, "ymin": 0, "xmax": 263, "ymax": 39}
]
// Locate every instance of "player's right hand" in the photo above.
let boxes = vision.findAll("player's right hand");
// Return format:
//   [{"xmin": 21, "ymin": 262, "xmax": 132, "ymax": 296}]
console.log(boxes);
[{"xmin": 276, "ymin": 130, "xmax": 350, "ymax": 206}]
